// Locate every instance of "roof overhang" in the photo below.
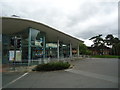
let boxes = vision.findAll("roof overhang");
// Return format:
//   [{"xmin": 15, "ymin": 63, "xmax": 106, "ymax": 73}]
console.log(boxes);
[{"xmin": 2, "ymin": 17, "xmax": 83, "ymax": 48}]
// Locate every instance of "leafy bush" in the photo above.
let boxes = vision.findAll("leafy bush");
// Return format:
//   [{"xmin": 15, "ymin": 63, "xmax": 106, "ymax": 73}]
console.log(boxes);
[
  {"xmin": 33, "ymin": 61, "xmax": 70, "ymax": 71},
  {"xmin": 79, "ymin": 43, "xmax": 92, "ymax": 55}
]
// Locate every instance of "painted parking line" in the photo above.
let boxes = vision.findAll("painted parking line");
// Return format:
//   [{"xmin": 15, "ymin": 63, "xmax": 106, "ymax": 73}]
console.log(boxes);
[
  {"xmin": 65, "ymin": 69, "xmax": 118, "ymax": 83},
  {"xmin": 2, "ymin": 72, "xmax": 29, "ymax": 88}
]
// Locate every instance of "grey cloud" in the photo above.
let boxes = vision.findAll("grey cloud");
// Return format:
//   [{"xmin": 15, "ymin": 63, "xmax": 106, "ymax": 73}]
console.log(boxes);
[
  {"xmin": 75, "ymin": 20, "xmax": 118, "ymax": 39},
  {"xmin": 66, "ymin": 2, "xmax": 117, "ymax": 27},
  {"xmin": 66, "ymin": 2, "xmax": 100, "ymax": 27}
]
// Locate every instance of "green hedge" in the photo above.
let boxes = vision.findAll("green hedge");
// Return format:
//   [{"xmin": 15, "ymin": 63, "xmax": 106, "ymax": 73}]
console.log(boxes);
[
  {"xmin": 91, "ymin": 55, "xmax": 120, "ymax": 58},
  {"xmin": 33, "ymin": 61, "xmax": 70, "ymax": 71}
]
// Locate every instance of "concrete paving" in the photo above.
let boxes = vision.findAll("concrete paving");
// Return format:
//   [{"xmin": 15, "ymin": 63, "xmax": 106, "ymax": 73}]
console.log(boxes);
[
  {"xmin": 2, "ymin": 58, "xmax": 119, "ymax": 88},
  {"xmin": 2, "ymin": 72, "xmax": 25, "ymax": 87},
  {"xmin": 70, "ymin": 58, "xmax": 118, "ymax": 77}
]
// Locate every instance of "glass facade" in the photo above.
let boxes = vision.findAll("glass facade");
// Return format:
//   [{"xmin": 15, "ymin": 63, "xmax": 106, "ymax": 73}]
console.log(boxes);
[
  {"xmin": 2, "ymin": 28, "xmax": 46, "ymax": 64},
  {"xmin": 46, "ymin": 43, "xmax": 57, "ymax": 58},
  {"xmin": 45, "ymin": 43, "xmax": 70, "ymax": 59},
  {"xmin": 2, "ymin": 35, "xmax": 9, "ymax": 64},
  {"xmin": 28, "ymin": 28, "xmax": 46, "ymax": 60},
  {"xmin": 2, "ymin": 27, "xmax": 75, "ymax": 65}
]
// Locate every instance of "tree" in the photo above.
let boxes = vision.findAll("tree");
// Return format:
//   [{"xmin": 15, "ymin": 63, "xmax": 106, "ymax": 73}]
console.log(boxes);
[
  {"xmin": 105, "ymin": 34, "xmax": 114, "ymax": 46},
  {"xmin": 105, "ymin": 34, "xmax": 120, "ymax": 55},
  {"xmin": 89, "ymin": 34, "xmax": 120, "ymax": 55},
  {"xmin": 79, "ymin": 43, "xmax": 91, "ymax": 55},
  {"xmin": 89, "ymin": 34, "xmax": 105, "ymax": 55},
  {"xmin": 116, "ymin": 42, "xmax": 120, "ymax": 55},
  {"xmin": 113, "ymin": 38, "xmax": 120, "ymax": 55}
]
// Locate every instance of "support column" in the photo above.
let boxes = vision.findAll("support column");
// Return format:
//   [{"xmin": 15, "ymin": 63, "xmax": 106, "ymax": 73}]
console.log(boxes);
[
  {"xmin": 57, "ymin": 39, "xmax": 60, "ymax": 60},
  {"xmin": 70, "ymin": 43, "xmax": 72, "ymax": 58},
  {"xmin": 43, "ymin": 36, "xmax": 46, "ymax": 63},
  {"xmin": 28, "ymin": 28, "xmax": 31, "ymax": 66},
  {"xmin": 77, "ymin": 44, "xmax": 79, "ymax": 57},
  {"xmin": 61, "ymin": 44, "xmax": 63, "ymax": 58}
]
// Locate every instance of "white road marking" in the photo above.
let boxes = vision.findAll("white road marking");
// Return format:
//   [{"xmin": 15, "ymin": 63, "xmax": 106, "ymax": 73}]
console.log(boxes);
[
  {"xmin": 65, "ymin": 69, "xmax": 118, "ymax": 83},
  {"xmin": 2, "ymin": 72, "xmax": 29, "ymax": 88}
]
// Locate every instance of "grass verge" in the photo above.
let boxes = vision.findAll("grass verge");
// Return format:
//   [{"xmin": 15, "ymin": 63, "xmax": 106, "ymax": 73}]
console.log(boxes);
[{"xmin": 91, "ymin": 55, "xmax": 120, "ymax": 58}]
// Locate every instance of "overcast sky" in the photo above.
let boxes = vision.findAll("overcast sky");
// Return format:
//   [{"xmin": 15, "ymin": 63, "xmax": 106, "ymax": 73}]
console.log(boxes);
[{"xmin": 0, "ymin": 0, "xmax": 118, "ymax": 46}]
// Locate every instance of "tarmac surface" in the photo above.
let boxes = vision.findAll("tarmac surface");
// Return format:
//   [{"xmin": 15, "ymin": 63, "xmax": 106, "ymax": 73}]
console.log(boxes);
[{"xmin": 2, "ymin": 58, "xmax": 119, "ymax": 88}]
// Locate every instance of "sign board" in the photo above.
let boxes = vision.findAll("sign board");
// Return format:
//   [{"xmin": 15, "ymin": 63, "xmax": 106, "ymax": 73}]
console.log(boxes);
[
  {"xmin": 9, "ymin": 50, "xmax": 21, "ymax": 61},
  {"xmin": 16, "ymin": 51, "xmax": 21, "ymax": 61},
  {"xmin": 9, "ymin": 51, "xmax": 14, "ymax": 61}
]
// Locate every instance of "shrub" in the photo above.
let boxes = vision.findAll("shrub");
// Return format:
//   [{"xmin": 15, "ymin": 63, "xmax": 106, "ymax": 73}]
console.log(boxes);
[{"xmin": 33, "ymin": 61, "xmax": 70, "ymax": 71}]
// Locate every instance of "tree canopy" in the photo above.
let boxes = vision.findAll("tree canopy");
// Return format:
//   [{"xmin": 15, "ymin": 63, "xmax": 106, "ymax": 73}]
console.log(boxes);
[
  {"xmin": 89, "ymin": 34, "xmax": 120, "ymax": 55},
  {"xmin": 79, "ymin": 43, "xmax": 91, "ymax": 55}
]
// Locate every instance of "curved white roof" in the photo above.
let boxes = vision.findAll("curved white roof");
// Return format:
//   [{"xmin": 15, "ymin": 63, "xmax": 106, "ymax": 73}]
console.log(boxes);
[{"xmin": 2, "ymin": 17, "xmax": 83, "ymax": 48}]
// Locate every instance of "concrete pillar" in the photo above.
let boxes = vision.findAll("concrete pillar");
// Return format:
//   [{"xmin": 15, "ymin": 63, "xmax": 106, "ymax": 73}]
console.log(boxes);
[
  {"xmin": 57, "ymin": 39, "xmax": 59, "ymax": 60},
  {"xmin": 28, "ymin": 28, "xmax": 31, "ymax": 66},
  {"xmin": 43, "ymin": 36, "xmax": 46, "ymax": 63},
  {"xmin": 70, "ymin": 43, "xmax": 72, "ymax": 58},
  {"xmin": 77, "ymin": 44, "xmax": 79, "ymax": 57}
]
